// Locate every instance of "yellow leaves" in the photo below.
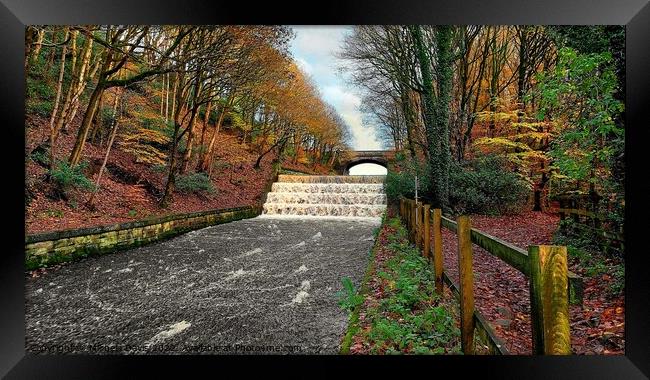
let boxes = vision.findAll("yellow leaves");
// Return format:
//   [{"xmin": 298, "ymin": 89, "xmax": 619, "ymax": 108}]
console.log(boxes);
[
  {"xmin": 475, "ymin": 111, "xmax": 518, "ymax": 123},
  {"xmin": 473, "ymin": 137, "xmax": 532, "ymax": 152},
  {"xmin": 511, "ymin": 131, "xmax": 551, "ymax": 141},
  {"xmin": 118, "ymin": 145, "xmax": 168, "ymax": 165},
  {"xmin": 117, "ymin": 129, "xmax": 170, "ymax": 166},
  {"xmin": 509, "ymin": 122, "xmax": 549, "ymax": 131}
]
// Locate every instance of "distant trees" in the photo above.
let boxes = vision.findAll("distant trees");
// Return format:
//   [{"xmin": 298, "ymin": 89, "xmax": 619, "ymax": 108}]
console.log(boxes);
[
  {"xmin": 68, "ymin": 26, "xmax": 194, "ymax": 167},
  {"xmin": 26, "ymin": 25, "xmax": 350, "ymax": 209},
  {"xmin": 341, "ymin": 25, "xmax": 623, "ymax": 217}
]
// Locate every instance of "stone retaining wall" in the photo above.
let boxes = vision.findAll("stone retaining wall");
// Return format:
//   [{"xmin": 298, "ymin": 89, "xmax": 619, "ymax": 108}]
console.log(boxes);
[{"xmin": 25, "ymin": 205, "xmax": 261, "ymax": 270}]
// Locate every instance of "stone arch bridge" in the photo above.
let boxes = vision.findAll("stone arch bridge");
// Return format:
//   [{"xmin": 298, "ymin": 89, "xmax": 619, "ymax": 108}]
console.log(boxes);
[{"xmin": 335, "ymin": 150, "xmax": 395, "ymax": 175}]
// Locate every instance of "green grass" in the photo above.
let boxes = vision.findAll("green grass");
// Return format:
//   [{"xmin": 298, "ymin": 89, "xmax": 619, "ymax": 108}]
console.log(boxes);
[{"xmin": 339, "ymin": 214, "xmax": 461, "ymax": 355}]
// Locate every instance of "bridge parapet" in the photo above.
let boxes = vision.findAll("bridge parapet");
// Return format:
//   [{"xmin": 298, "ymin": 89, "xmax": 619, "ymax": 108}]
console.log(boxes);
[{"xmin": 336, "ymin": 150, "xmax": 395, "ymax": 175}]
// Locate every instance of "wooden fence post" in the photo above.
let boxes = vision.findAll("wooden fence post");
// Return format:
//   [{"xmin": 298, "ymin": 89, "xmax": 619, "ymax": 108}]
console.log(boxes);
[
  {"xmin": 529, "ymin": 245, "xmax": 571, "ymax": 355},
  {"xmin": 432, "ymin": 208, "xmax": 443, "ymax": 295},
  {"xmin": 457, "ymin": 215, "xmax": 475, "ymax": 354},
  {"xmin": 417, "ymin": 202, "xmax": 423, "ymax": 249},
  {"xmin": 406, "ymin": 200, "xmax": 411, "ymax": 239},
  {"xmin": 410, "ymin": 201, "xmax": 416, "ymax": 243},
  {"xmin": 423, "ymin": 204, "xmax": 430, "ymax": 259}
]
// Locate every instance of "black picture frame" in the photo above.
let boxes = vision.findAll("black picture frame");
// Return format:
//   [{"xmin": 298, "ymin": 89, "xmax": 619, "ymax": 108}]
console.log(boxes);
[{"xmin": 2, "ymin": 0, "xmax": 649, "ymax": 378}]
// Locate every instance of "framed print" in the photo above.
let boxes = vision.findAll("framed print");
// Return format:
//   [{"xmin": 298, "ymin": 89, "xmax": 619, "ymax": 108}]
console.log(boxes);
[{"xmin": 2, "ymin": 0, "xmax": 649, "ymax": 378}]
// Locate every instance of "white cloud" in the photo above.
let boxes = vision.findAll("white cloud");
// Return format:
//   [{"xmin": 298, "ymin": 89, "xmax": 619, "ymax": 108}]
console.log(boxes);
[
  {"xmin": 322, "ymin": 86, "xmax": 382, "ymax": 150},
  {"xmin": 291, "ymin": 26, "xmax": 347, "ymax": 59},
  {"xmin": 290, "ymin": 27, "xmax": 382, "ymax": 151},
  {"xmin": 295, "ymin": 57, "xmax": 313, "ymax": 75}
]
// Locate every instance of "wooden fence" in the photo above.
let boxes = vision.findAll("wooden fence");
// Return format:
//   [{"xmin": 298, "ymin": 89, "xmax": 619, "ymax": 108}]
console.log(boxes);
[{"xmin": 399, "ymin": 197, "xmax": 577, "ymax": 355}]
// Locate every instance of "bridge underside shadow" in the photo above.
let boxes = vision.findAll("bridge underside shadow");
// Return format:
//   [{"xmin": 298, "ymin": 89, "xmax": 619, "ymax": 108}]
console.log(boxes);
[{"xmin": 336, "ymin": 150, "xmax": 394, "ymax": 175}]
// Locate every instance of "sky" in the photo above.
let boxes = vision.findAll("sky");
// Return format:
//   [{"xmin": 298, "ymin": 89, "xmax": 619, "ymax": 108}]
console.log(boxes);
[{"xmin": 289, "ymin": 26, "xmax": 383, "ymax": 151}]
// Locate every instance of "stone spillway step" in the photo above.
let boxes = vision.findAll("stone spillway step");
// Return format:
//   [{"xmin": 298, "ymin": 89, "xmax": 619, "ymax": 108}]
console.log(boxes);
[
  {"xmin": 277, "ymin": 174, "xmax": 386, "ymax": 184},
  {"xmin": 263, "ymin": 174, "xmax": 387, "ymax": 218},
  {"xmin": 271, "ymin": 183, "xmax": 385, "ymax": 194},
  {"xmin": 262, "ymin": 203, "xmax": 386, "ymax": 218},
  {"xmin": 265, "ymin": 192, "xmax": 387, "ymax": 205}
]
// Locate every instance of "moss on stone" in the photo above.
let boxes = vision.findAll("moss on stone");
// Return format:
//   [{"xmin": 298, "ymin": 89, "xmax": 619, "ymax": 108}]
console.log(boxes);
[{"xmin": 25, "ymin": 206, "xmax": 261, "ymax": 270}]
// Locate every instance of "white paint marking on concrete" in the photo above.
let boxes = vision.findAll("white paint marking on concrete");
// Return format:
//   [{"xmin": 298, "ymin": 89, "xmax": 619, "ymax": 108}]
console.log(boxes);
[
  {"xmin": 311, "ymin": 232, "xmax": 322, "ymax": 240},
  {"xmin": 145, "ymin": 321, "xmax": 191, "ymax": 348}
]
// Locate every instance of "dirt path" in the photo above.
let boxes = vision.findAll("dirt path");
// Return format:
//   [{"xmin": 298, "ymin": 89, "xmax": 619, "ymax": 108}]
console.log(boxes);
[{"xmin": 439, "ymin": 211, "xmax": 624, "ymax": 355}]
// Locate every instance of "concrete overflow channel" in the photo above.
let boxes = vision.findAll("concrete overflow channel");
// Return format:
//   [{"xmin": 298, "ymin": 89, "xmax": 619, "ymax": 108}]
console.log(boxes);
[{"xmin": 25, "ymin": 174, "xmax": 388, "ymax": 354}]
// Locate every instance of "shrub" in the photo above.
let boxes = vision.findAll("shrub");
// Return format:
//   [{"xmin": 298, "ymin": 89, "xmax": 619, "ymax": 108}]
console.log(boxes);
[
  {"xmin": 337, "ymin": 277, "xmax": 364, "ymax": 312},
  {"xmin": 26, "ymin": 99, "xmax": 54, "ymax": 118},
  {"xmin": 385, "ymin": 159, "xmax": 431, "ymax": 202},
  {"xmin": 30, "ymin": 149, "xmax": 50, "ymax": 166},
  {"xmin": 49, "ymin": 160, "xmax": 94, "ymax": 192},
  {"xmin": 151, "ymin": 163, "xmax": 167, "ymax": 173},
  {"xmin": 175, "ymin": 172, "xmax": 215, "ymax": 194},
  {"xmin": 449, "ymin": 155, "xmax": 530, "ymax": 215},
  {"xmin": 26, "ymin": 71, "xmax": 57, "ymax": 117}
]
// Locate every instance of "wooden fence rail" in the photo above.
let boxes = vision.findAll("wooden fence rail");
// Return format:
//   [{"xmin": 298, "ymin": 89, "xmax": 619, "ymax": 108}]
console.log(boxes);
[{"xmin": 398, "ymin": 197, "xmax": 575, "ymax": 355}]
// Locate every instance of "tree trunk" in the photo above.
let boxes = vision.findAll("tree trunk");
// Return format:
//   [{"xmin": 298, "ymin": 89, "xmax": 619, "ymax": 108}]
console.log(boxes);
[
  {"xmin": 200, "ymin": 95, "xmax": 233, "ymax": 173},
  {"xmin": 88, "ymin": 91, "xmax": 105, "ymax": 145},
  {"xmin": 171, "ymin": 73, "xmax": 177, "ymax": 124},
  {"xmin": 160, "ymin": 73, "xmax": 165, "ymax": 116},
  {"xmin": 48, "ymin": 28, "xmax": 69, "ymax": 169},
  {"xmin": 180, "ymin": 105, "xmax": 199, "ymax": 174},
  {"xmin": 255, "ymin": 136, "xmax": 286, "ymax": 169},
  {"xmin": 517, "ymin": 28, "xmax": 528, "ymax": 123},
  {"xmin": 411, "ymin": 25, "xmax": 453, "ymax": 210},
  {"xmin": 293, "ymin": 132, "xmax": 301, "ymax": 164},
  {"xmin": 160, "ymin": 84, "xmax": 186, "ymax": 207},
  {"xmin": 55, "ymin": 29, "xmax": 92, "ymax": 138},
  {"xmin": 328, "ymin": 150, "xmax": 337, "ymax": 167},
  {"xmin": 160, "ymin": 122, "xmax": 180, "ymax": 208},
  {"xmin": 87, "ymin": 88, "xmax": 121, "ymax": 207},
  {"xmin": 197, "ymin": 100, "xmax": 212, "ymax": 166},
  {"xmin": 25, "ymin": 26, "xmax": 37, "ymax": 70},
  {"xmin": 165, "ymin": 73, "xmax": 170, "ymax": 123},
  {"xmin": 30, "ymin": 28, "xmax": 45, "ymax": 65},
  {"xmin": 68, "ymin": 82, "xmax": 105, "ymax": 166}
]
